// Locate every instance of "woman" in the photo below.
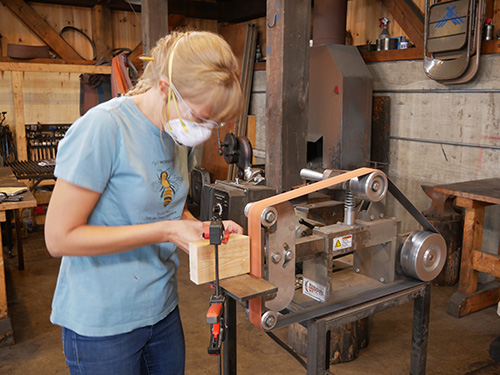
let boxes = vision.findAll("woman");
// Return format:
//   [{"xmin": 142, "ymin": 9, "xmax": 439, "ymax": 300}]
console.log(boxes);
[{"xmin": 45, "ymin": 30, "xmax": 244, "ymax": 374}]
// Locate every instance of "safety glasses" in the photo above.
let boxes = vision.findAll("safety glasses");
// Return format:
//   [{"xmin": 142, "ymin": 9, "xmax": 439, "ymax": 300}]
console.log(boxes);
[{"xmin": 169, "ymin": 82, "xmax": 224, "ymax": 129}]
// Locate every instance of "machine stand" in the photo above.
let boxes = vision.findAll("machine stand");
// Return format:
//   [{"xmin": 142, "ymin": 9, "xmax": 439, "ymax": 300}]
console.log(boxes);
[{"xmin": 304, "ymin": 282, "xmax": 431, "ymax": 375}]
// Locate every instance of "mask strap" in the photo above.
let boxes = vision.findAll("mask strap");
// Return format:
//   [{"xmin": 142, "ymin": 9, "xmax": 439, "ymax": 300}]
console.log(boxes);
[{"xmin": 167, "ymin": 36, "xmax": 189, "ymax": 133}]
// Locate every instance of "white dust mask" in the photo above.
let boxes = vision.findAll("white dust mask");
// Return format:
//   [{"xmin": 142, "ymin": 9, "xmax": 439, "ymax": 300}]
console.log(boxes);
[{"xmin": 164, "ymin": 118, "xmax": 212, "ymax": 147}]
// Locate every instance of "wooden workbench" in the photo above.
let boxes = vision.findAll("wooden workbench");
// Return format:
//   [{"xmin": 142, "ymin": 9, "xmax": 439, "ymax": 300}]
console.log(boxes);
[
  {"xmin": 433, "ymin": 178, "xmax": 500, "ymax": 317},
  {"xmin": 0, "ymin": 167, "xmax": 37, "ymax": 346}
]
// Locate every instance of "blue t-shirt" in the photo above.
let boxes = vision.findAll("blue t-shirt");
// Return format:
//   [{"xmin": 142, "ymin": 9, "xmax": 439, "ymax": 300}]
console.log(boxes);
[{"xmin": 50, "ymin": 96, "xmax": 190, "ymax": 337}]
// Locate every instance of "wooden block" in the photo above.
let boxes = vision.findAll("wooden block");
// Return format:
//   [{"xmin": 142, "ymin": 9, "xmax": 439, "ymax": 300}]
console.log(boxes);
[
  {"xmin": 189, "ymin": 234, "xmax": 250, "ymax": 285},
  {"xmin": 472, "ymin": 250, "xmax": 500, "ymax": 278},
  {"xmin": 448, "ymin": 281, "xmax": 500, "ymax": 318}
]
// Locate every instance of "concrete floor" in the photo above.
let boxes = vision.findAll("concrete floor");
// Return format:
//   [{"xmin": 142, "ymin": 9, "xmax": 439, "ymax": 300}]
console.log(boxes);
[{"xmin": 0, "ymin": 229, "xmax": 499, "ymax": 375}]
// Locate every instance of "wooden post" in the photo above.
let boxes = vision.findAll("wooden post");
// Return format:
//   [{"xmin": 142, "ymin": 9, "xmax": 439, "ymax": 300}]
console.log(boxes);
[
  {"xmin": 265, "ymin": 0, "xmax": 310, "ymax": 193},
  {"xmin": 0, "ymin": 211, "xmax": 7, "ymax": 320},
  {"xmin": 457, "ymin": 198, "xmax": 487, "ymax": 295},
  {"xmin": 141, "ymin": 0, "xmax": 169, "ymax": 57},
  {"xmin": 92, "ymin": 4, "xmax": 113, "ymax": 61},
  {"xmin": 11, "ymin": 71, "xmax": 27, "ymax": 161}
]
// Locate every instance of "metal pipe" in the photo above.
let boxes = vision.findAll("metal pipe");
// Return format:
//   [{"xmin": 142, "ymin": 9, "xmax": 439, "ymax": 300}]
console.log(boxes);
[
  {"xmin": 300, "ymin": 169, "xmax": 324, "ymax": 181},
  {"xmin": 391, "ymin": 136, "xmax": 500, "ymax": 151},
  {"xmin": 313, "ymin": 0, "xmax": 348, "ymax": 46},
  {"xmin": 374, "ymin": 89, "xmax": 500, "ymax": 94}
]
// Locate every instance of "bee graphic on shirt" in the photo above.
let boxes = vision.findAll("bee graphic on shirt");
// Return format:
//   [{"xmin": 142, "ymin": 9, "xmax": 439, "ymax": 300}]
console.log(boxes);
[
  {"xmin": 160, "ymin": 171, "xmax": 175, "ymax": 206},
  {"xmin": 151, "ymin": 171, "xmax": 179, "ymax": 207}
]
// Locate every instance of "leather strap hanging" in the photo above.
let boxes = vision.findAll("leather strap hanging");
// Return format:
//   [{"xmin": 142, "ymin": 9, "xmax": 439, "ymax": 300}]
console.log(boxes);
[{"xmin": 59, "ymin": 25, "xmax": 96, "ymax": 60}]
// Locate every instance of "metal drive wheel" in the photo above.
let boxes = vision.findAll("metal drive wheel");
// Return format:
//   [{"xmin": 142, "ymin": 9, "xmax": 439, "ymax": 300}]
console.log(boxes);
[{"xmin": 400, "ymin": 230, "xmax": 446, "ymax": 281}]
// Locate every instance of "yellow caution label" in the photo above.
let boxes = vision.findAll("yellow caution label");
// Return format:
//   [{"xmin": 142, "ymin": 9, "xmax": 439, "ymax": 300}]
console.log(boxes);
[{"xmin": 332, "ymin": 234, "xmax": 352, "ymax": 251}]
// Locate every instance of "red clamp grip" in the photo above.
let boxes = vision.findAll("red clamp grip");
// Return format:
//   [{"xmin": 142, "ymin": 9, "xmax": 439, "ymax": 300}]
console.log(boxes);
[
  {"xmin": 206, "ymin": 302, "xmax": 223, "ymax": 322},
  {"xmin": 222, "ymin": 231, "xmax": 230, "ymax": 244},
  {"xmin": 212, "ymin": 322, "xmax": 221, "ymax": 340}
]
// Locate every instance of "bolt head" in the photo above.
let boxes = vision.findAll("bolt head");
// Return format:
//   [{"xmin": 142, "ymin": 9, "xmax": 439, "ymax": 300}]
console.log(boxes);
[
  {"xmin": 265, "ymin": 211, "xmax": 276, "ymax": 223},
  {"xmin": 271, "ymin": 252, "xmax": 282, "ymax": 263},
  {"xmin": 265, "ymin": 316, "xmax": 276, "ymax": 327}
]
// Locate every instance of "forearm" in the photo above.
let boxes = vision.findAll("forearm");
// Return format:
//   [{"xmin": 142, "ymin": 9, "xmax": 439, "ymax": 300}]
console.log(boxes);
[{"xmin": 45, "ymin": 220, "xmax": 178, "ymax": 257}]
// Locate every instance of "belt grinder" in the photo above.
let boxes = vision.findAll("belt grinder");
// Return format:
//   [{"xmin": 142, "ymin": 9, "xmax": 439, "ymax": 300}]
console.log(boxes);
[{"xmin": 220, "ymin": 167, "xmax": 446, "ymax": 331}]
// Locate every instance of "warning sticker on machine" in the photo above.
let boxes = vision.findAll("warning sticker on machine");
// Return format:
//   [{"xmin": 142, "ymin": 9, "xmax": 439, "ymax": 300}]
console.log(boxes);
[
  {"xmin": 333, "ymin": 234, "xmax": 352, "ymax": 251},
  {"xmin": 303, "ymin": 277, "xmax": 327, "ymax": 303}
]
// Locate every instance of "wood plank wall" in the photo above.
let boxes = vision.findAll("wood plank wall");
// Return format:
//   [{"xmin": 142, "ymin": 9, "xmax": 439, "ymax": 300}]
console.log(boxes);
[
  {"xmin": 347, "ymin": 0, "xmax": 425, "ymax": 46},
  {"xmin": 0, "ymin": 2, "xmax": 216, "ymax": 144}
]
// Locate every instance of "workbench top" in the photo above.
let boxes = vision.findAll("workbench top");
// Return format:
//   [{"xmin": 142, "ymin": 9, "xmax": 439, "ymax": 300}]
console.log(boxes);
[{"xmin": 433, "ymin": 178, "xmax": 500, "ymax": 205}]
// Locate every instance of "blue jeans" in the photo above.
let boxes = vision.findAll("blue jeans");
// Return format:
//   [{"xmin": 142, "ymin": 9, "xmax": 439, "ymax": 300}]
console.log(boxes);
[{"xmin": 62, "ymin": 307, "xmax": 185, "ymax": 375}]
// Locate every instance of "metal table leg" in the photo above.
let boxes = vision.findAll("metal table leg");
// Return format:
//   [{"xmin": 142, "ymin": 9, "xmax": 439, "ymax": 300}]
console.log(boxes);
[
  {"xmin": 307, "ymin": 318, "xmax": 328, "ymax": 375},
  {"xmin": 224, "ymin": 295, "xmax": 237, "ymax": 375},
  {"xmin": 302, "ymin": 282, "xmax": 430, "ymax": 375},
  {"xmin": 410, "ymin": 283, "xmax": 431, "ymax": 375}
]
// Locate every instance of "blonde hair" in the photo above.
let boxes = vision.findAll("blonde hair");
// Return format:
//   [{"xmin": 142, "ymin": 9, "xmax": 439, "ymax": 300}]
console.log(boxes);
[{"xmin": 128, "ymin": 31, "xmax": 243, "ymax": 124}]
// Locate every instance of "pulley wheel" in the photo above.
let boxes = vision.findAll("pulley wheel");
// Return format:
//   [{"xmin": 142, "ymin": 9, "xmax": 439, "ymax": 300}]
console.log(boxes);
[
  {"xmin": 400, "ymin": 231, "xmax": 446, "ymax": 281},
  {"xmin": 223, "ymin": 133, "xmax": 239, "ymax": 164},
  {"xmin": 350, "ymin": 171, "xmax": 388, "ymax": 202}
]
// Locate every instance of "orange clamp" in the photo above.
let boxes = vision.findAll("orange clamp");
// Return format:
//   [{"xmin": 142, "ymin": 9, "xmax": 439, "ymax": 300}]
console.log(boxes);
[{"xmin": 207, "ymin": 303, "xmax": 223, "ymax": 321}]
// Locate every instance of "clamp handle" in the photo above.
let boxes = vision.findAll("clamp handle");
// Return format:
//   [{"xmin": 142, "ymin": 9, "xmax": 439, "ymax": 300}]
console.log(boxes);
[{"xmin": 206, "ymin": 302, "xmax": 223, "ymax": 324}]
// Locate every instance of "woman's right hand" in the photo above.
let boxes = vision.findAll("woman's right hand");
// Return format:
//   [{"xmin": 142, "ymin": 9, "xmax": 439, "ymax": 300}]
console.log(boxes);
[{"xmin": 166, "ymin": 219, "xmax": 205, "ymax": 253}]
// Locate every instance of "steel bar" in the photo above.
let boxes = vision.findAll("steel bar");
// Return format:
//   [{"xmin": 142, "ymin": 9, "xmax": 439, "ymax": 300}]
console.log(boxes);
[
  {"xmin": 374, "ymin": 89, "xmax": 500, "ymax": 94},
  {"xmin": 306, "ymin": 318, "xmax": 328, "ymax": 375},
  {"xmin": 391, "ymin": 136, "xmax": 500, "ymax": 151},
  {"xmin": 272, "ymin": 279, "xmax": 423, "ymax": 330}
]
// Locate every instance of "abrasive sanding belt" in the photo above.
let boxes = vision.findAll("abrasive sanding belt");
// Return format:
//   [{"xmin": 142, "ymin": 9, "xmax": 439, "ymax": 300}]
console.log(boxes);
[{"xmin": 246, "ymin": 167, "xmax": 437, "ymax": 328}]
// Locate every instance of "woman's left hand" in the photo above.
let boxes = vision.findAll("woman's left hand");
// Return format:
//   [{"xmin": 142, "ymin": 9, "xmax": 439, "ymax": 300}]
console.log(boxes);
[
  {"xmin": 202, "ymin": 220, "xmax": 243, "ymax": 235},
  {"xmin": 222, "ymin": 220, "xmax": 243, "ymax": 235}
]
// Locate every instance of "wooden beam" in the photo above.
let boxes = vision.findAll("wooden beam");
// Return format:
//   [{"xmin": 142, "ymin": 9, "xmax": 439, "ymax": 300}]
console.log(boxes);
[
  {"xmin": 0, "ymin": 62, "xmax": 111, "ymax": 74},
  {"xmin": 168, "ymin": 0, "xmax": 220, "ymax": 20},
  {"xmin": 189, "ymin": 234, "xmax": 250, "ymax": 285},
  {"xmin": 359, "ymin": 40, "xmax": 500, "ymax": 63},
  {"xmin": 11, "ymin": 71, "xmax": 28, "ymax": 161},
  {"xmin": 381, "ymin": 0, "xmax": 424, "ymax": 48},
  {"xmin": 265, "ymin": 0, "xmax": 311, "ymax": 193},
  {"xmin": 27, "ymin": 0, "xmax": 221, "ymax": 18},
  {"xmin": 472, "ymin": 250, "xmax": 500, "ymax": 278},
  {"xmin": 220, "ymin": 0, "xmax": 266, "ymax": 23},
  {"xmin": 92, "ymin": 4, "xmax": 113, "ymax": 61},
  {"xmin": 0, "ymin": 57, "xmax": 98, "ymax": 65},
  {"xmin": 2, "ymin": 0, "xmax": 83, "ymax": 60},
  {"xmin": 142, "ymin": 0, "xmax": 169, "ymax": 57}
]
